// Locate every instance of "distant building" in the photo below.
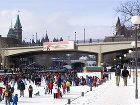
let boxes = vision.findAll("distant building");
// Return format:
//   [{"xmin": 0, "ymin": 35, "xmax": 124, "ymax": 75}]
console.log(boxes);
[
  {"xmin": 0, "ymin": 14, "xmax": 22, "ymax": 47},
  {"xmin": 104, "ymin": 17, "xmax": 140, "ymax": 42},
  {"xmin": 7, "ymin": 14, "xmax": 22, "ymax": 42}
]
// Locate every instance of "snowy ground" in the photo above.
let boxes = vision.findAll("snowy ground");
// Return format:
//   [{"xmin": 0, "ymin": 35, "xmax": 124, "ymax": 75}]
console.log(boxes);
[{"xmin": 0, "ymin": 73, "xmax": 140, "ymax": 105}]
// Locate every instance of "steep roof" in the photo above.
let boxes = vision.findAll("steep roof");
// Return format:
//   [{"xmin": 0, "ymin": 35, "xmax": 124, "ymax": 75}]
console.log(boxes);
[
  {"xmin": 14, "ymin": 14, "xmax": 22, "ymax": 29},
  {"xmin": 7, "ymin": 28, "xmax": 16, "ymax": 38},
  {"xmin": 116, "ymin": 17, "xmax": 121, "ymax": 27}
]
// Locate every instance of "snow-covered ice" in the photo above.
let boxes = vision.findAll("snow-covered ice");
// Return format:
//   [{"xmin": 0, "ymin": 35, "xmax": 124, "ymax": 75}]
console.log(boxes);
[{"xmin": 0, "ymin": 73, "xmax": 140, "ymax": 105}]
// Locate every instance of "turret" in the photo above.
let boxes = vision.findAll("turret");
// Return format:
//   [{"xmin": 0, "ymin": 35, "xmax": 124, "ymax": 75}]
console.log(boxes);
[
  {"xmin": 44, "ymin": 30, "xmax": 49, "ymax": 42},
  {"xmin": 7, "ymin": 19, "xmax": 16, "ymax": 38},
  {"xmin": 14, "ymin": 14, "xmax": 22, "ymax": 42},
  {"xmin": 115, "ymin": 17, "xmax": 122, "ymax": 36},
  {"xmin": 7, "ymin": 28, "xmax": 16, "ymax": 38}
]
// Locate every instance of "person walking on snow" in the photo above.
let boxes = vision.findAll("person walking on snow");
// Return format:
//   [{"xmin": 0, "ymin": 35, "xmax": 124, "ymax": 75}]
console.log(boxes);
[
  {"xmin": 121, "ymin": 66, "xmax": 130, "ymax": 86},
  {"xmin": 115, "ymin": 65, "xmax": 121, "ymax": 86}
]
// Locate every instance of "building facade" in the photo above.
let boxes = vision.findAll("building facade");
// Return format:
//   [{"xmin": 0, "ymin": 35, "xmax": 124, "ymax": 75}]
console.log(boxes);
[
  {"xmin": 0, "ymin": 14, "xmax": 22, "ymax": 47},
  {"xmin": 104, "ymin": 17, "xmax": 140, "ymax": 42}
]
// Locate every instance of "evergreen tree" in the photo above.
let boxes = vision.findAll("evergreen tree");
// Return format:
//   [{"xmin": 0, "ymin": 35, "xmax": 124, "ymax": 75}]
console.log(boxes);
[
  {"xmin": 60, "ymin": 37, "xmax": 63, "ymax": 41},
  {"xmin": 89, "ymin": 38, "xmax": 92, "ymax": 43},
  {"xmin": 36, "ymin": 39, "xmax": 41, "ymax": 46},
  {"xmin": 41, "ymin": 37, "xmax": 45, "ymax": 45},
  {"xmin": 32, "ymin": 39, "xmax": 35, "ymax": 45},
  {"xmin": 22, "ymin": 40, "xmax": 26, "ymax": 45},
  {"xmin": 53, "ymin": 38, "xmax": 57, "ymax": 42},
  {"xmin": 56, "ymin": 38, "xmax": 59, "ymax": 42}
]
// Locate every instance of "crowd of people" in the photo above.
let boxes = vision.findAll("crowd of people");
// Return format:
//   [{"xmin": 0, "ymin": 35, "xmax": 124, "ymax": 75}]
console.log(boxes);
[{"xmin": 0, "ymin": 69, "xmax": 106, "ymax": 105}]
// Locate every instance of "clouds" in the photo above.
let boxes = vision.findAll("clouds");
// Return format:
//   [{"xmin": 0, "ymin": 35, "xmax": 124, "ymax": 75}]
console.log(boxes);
[
  {"xmin": 0, "ymin": 0, "xmax": 122, "ymax": 42},
  {"xmin": 0, "ymin": 10, "xmax": 16, "ymax": 36},
  {"xmin": 0, "ymin": 9, "xmax": 45, "ymax": 41},
  {"xmin": 0, "ymin": 8, "xmax": 114, "ymax": 42}
]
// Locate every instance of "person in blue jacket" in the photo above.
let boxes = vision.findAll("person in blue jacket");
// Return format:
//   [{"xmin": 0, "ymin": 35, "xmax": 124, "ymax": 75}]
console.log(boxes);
[{"xmin": 12, "ymin": 94, "xmax": 18, "ymax": 105}]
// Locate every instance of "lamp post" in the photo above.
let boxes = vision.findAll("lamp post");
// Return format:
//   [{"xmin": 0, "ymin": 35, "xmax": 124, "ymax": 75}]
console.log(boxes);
[
  {"xmin": 75, "ymin": 32, "xmax": 76, "ymax": 44},
  {"xmin": 123, "ymin": 54, "xmax": 127, "ymax": 68},
  {"xmin": 129, "ymin": 50, "xmax": 132, "ymax": 77},
  {"xmin": 1, "ymin": 63, "xmax": 3, "ymax": 69},
  {"xmin": 131, "ymin": 41, "xmax": 135, "ymax": 83},
  {"xmin": 119, "ymin": 56, "xmax": 122, "ymax": 68},
  {"xmin": 131, "ymin": 15, "xmax": 140, "ymax": 99},
  {"xmin": 119, "ymin": 57, "xmax": 121, "ymax": 59},
  {"xmin": 114, "ymin": 58, "xmax": 116, "ymax": 66},
  {"xmin": 66, "ymin": 54, "xmax": 71, "ymax": 65}
]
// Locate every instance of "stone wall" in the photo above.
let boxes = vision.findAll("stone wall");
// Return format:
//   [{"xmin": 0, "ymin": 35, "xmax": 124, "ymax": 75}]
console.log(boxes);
[{"xmin": 104, "ymin": 36, "xmax": 134, "ymax": 42}]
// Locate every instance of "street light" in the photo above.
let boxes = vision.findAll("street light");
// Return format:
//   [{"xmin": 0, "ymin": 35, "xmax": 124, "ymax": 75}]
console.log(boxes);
[
  {"xmin": 131, "ymin": 15, "xmax": 140, "ymax": 99},
  {"xmin": 114, "ymin": 58, "xmax": 116, "ymax": 66},
  {"xmin": 129, "ymin": 50, "xmax": 132, "ymax": 77},
  {"xmin": 123, "ymin": 54, "xmax": 127, "ymax": 68},
  {"xmin": 124, "ymin": 54, "xmax": 126, "ymax": 57},
  {"xmin": 1, "ymin": 63, "xmax": 3, "ymax": 69},
  {"xmin": 131, "ymin": 41, "xmax": 135, "ymax": 83},
  {"xmin": 119, "ymin": 57, "xmax": 122, "ymax": 60},
  {"xmin": 119, "ymin": 57, "xmax": 122, "ymax": 68}
]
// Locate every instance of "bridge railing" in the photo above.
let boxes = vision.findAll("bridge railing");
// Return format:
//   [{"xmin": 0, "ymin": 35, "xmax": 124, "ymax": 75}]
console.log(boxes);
[{"xmin": 6, "ymin": 39, "xmax": 104, "ymax": 48}]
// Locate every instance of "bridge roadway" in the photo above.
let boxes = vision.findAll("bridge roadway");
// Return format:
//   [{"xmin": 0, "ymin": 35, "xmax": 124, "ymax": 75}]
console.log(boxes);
[{"xmin": 3, "ymin": 41, "xmax": 140, "ymax": 66}]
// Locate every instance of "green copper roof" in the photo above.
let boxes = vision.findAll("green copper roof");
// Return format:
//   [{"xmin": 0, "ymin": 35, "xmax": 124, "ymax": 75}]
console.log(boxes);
[
  {"xmin": 7, "ymin": 28, "xmax": 16, "ymax": 38},
  {"xmin": 84, "ymin": 66, "xmax": 103, "ymax": 71},
  {"xmin": 14, "ymin": 15, "xmax": 22, "ymax": 29}
]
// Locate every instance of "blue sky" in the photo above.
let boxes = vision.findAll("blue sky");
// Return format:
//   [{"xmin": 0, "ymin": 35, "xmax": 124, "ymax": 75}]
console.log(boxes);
[{"xmin": 0, "ymin": 0, "xmax": 128, "ymax": 41}]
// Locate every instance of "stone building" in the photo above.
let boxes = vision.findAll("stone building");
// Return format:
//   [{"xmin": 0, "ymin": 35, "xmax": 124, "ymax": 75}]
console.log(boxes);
[
  {"xmin": 104, "ymin": 17, "xmax": 136, "ymax": 42},
  {"xmin": 0, "ymin": 14, "xmax": 22, "ymax": 47}
]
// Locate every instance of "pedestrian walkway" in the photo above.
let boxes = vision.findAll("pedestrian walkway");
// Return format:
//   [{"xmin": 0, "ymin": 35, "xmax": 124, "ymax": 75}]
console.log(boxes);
[{"xmin": 70, "ymin": 73, "xmax": 140, "ymax": 105}]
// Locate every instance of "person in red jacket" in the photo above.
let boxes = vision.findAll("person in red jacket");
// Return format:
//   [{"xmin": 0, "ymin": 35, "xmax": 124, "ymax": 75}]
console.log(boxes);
[
  {"xmin": 57, "ymin": 88, "xmax": 62, "ymax": 98},
  {"xmin": 93, "ymin": 76, "xmax": 99, "ymax": 87},
  {"xmin": 48, "ymin": 82, "xmax": 53, "ymax": 94},
  {"xmin": 0, "ymin": 86, "xmax": 5, "ymax": 101},
  {"xmin": 62, "ymin": 81, "xmax": 66, "ymax": 94}
]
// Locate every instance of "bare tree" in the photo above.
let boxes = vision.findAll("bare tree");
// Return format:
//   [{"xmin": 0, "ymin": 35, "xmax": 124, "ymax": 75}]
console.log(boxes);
[
  {"xmin": 0, "ymin": 40, "xmax": 8, "ymax": 69},
  {"xmin": 116, "ymin": 0, "xmax": 140, "ymax": 24}
]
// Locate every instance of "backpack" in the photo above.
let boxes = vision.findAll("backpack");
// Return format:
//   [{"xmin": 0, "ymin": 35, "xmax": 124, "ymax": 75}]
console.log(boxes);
[
  {"xmin": 115, "ymin": 69, "xmax": 121, "ymax": 75},
  {"xmin": 4, "ymin": 91, "xmax": 9, "ymax": 97}
]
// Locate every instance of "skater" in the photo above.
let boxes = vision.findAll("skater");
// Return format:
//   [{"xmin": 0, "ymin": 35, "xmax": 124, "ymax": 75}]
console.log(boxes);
[
  {"xmin": 12, "ymin": 94, "xmax": 18, "ymax": 105},
  {"xmin": 48, "ymin": 82, "xmax": 53, "ymax": 94},
  {"xmin": 0, "ymin": 86, "xmax": 5, "ymax": 101},
  {"xmin": 62, "ymin": 81, "xmax": 66, "ymax": 94},
  {"xmin": 28, "ymin": 85, "xmax": 33, "ymax": 98},
  {"xmin": 3, "ymin": 86, "xmax": 12, "ymax": 105},
  {"xmin": 57, "ymin": 88, "xmax": 62, "ymax": 98},
  {"xmin": 18, "ymin": 80, "xmax": 25, "ymax": 97},
  {"xmin": 53, "ymin": 83, "xmax": 58, "ymax": 99},
  {"xmin": 66, "ymin": 81, "xmax": 71, "ymax": 93}
]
